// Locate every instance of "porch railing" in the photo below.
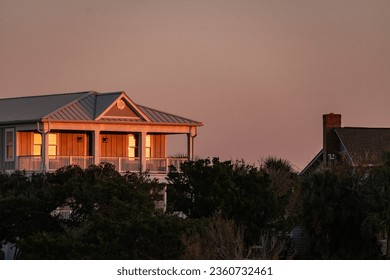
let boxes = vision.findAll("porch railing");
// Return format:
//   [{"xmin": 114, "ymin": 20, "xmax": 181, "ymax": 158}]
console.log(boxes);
[
  {"xmin": 48, "ymin": 156, "xmax": 94, "ymax": 171},
  {"xmin": 100, "ymin": 157, "xmax": 141, "ymax": 172},
  {"xmin": 18, "ymin": 156, "xmax": 42, "ymax": 171},
  {"xmin": 17, "ymin": 156, "xmax": 187, "ymax": 174},
  {"xmin": 147, "ymin": 158, "xmax": 187, "ymax": 173}
]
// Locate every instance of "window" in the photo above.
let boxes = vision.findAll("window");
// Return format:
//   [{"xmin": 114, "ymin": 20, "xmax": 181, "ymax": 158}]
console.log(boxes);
[
  {"xmin": 34, "ymin": 133, "xmax": 57, "ymax": 156},
  {"xmin": 128, "ymin": 134, "xmax": 151, "ymax": 158},
  {"xmin": 5, "ymin": 129, "xmax": 14, "ymax": 161},
  {"xmin": 48, "ymin": 133, "xmax": 57, "ymax": 156},
  {"xmin": 128, "ymin": 134, "xmax": 138, "ymax": 158},
  {"xmin": 146, "ymin": 135, "xmax": 151, "ymax": 158},
  {"xmin": 33, "ymin": 133, "xmax": 42, "ymax": 156}
]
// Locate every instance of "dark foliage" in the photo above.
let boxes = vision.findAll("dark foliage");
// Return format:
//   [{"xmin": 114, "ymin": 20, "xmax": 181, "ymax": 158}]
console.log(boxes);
[
  {"xmin": 301, "ymin": 168, "xmax": 381, "ymax": 259},
  {"xmin": 167, "ymin": 158, "xmax": 294, "ymax": 245},
  {"xmin": 0, "ymin": 164, "xmax": 187, "ymax": 259}
]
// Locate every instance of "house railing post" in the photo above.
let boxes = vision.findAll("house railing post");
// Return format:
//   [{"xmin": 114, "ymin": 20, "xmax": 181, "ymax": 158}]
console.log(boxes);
[
  {"xmin": 139, "ymin": 132, "xmax": 147, "ymax": 172},
  {"xmin": 118, "ymin": 157, "xmax": 122, "ymax": 173},
  {"xmin": 93, "ymin": 130, "xmax": 100, "ymax": 166},
  {"xmin": 37, "ymin": 122, "xmax": 50, "ymax": 172}
]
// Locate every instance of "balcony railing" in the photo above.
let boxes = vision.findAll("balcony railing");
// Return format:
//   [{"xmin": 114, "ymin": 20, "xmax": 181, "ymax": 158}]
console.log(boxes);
[
  {"xmin": 48, "ymin": 156, "xmax": 94, "ymax": 171},
  {"xmin": 18, "ymin": 156, "xmax": 42, "ymax": 171},
  {"xmin": 17, "ymin": 156, "xmax": 187, "ymax": 174},
  {"xmin": 100, "ymin": 157, "xmax": 187, "ymax": 173},
  {"xmin": 100, "ymin": 157, "xmax": 141, "ymax": 172},
  {"xmin": 147, "ymin": 158, "xmax": 187, "ymax": 173}
]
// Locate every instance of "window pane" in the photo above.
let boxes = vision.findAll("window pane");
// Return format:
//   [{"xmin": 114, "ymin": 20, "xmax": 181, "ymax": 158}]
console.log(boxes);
[
  {"xmin": 34, "ymin": 133, "xmax": 42, "ymax": 145},
  {"xmin": 48, "ymin": 133, "xmax": 57, "ymax": 145},
  {"xmin": 33, "ymin": 145, "xmax": 41, "ymax": 156},
  {"xmin": 5, "ymin": 130, "xmax": 14, "ymax": 160},
  {"xmin": 146, "ymin": 135, "xmax": 151, "ymax": 148},
  {"xmin": 6, "ymin": 131, "xmax": 13, "ymax": 145},
  {"xmin": 146, "ymin": 147, "xmax": 151, "ymax": 158},
  {"xmin": 128, "ymin": 147, "xmax": 135, "ymax": 158},
  {"xmin": 7, "ymin": 146, "xmax": 14, "ymax": 159},
  {"xmin": 128, "ymin": 134, "xmax": 136, "ymax": 147},
  {"xmin": 48, "ymin": 145, "xmax": 57, "ymax": 156}
]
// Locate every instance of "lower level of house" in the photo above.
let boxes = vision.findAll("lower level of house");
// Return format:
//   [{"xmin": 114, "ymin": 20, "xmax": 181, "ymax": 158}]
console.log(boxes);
[{"xmin": 1, "ymin": 128, "xmax": 194, "ymax": 174}]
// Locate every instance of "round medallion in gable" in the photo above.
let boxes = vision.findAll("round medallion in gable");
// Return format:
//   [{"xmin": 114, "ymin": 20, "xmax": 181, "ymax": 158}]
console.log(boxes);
[{"xmin": 116, "ymin": 99, "xmax": 126, "ymax": 110}]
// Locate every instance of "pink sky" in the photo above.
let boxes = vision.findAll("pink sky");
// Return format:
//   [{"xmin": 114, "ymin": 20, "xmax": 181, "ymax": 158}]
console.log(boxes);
[{"xmin": 1, "ymin": 0, "xmax": 389, "ymax": 170}]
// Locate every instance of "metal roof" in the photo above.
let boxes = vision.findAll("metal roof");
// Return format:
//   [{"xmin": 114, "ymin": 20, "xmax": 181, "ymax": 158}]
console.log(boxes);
[
  {"xmin": 0, "ymin": 91, "xmax": 88, "ymax": 123},
  {"xmin": 137, "ymin": 105, "xmax": 202, "ymax": 125},
  {"xmin": 0, "ymin": 91, "xmax": 203, "ymax": 126}
]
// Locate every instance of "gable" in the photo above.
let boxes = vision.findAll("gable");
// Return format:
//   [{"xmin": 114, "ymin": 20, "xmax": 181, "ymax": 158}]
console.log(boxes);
[{"xmin": 102, "ymin": 98, "xmax": 141, "ymax": 119}]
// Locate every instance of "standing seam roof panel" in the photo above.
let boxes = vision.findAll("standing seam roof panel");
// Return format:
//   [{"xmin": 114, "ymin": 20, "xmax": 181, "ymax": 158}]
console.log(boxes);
[
  {"xmin": 95, "ymin": 93, "xmax": 122, "ymax": 118},
  {"xmin": 71, "ymin": 104, "xmax": 89, "ymax": 120}
]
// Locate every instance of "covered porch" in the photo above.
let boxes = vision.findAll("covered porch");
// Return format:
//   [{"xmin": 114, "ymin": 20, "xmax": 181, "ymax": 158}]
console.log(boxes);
[{"xmin": 16, "ymin": 122, "xmax": 197, "ymax": 174}]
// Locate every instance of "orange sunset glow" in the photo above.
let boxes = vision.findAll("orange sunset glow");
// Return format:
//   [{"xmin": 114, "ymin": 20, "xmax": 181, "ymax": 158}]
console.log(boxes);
[{"xmin": 1, "ymin": 0, "xmax": 389, "ymax": 170}]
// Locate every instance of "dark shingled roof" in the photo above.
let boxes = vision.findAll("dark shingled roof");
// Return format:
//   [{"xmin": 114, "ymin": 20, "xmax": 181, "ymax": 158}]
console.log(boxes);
[
  {"xmin": 335, "ymin": 127, "xmax": 390, "ymax": 165},
  {"xmin": 0, "ymin": 91, "xmax": 203, "ymax": 126}
]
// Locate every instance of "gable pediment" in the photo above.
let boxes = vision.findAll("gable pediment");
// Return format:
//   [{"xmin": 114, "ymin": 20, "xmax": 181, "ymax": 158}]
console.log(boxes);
[
  {"xmin": 95, "ymin": 93, "xmax": 151, "ymax": 122},
  {"xmin": 103, "ymin": 98, "xmax": 141, "ymax": 119}
]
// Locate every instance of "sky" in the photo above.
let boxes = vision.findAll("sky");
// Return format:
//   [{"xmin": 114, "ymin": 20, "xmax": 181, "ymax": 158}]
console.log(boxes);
[{"xmin": 1, "ymin": 0, "xmax": 390, "ymax": 171}]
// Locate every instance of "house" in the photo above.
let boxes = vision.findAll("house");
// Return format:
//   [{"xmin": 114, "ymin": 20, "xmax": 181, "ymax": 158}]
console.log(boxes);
[
  {"xmin": 0, "ymin": 91, "xmax": 203, "ymax": 177},
  {"xmin": 300, "ymin": 113, "xmax": 390, "ymax": 175}
]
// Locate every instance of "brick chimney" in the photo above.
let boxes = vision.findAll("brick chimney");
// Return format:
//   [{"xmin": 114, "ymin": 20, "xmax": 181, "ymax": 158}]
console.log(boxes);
[{"xmin": 323, "ymin": 113, "xmax": 341, "ymax": 165}]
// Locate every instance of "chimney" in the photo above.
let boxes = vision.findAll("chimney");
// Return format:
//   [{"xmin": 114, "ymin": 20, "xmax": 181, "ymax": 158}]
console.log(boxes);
[{"xmin": 323, "ymin": 113, "xmax": 341, "ymax": 166}]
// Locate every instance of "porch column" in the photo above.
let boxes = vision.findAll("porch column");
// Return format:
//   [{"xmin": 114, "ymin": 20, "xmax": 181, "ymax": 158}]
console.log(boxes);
[
  {"xmin": 139, "ymin": 131, "xmax": 147, "ymax": 172},
  {"xmin": 187, "ymin": 133, "xmax": 194, "ymax": 161},
  {"xmin": 92, "ymin": 130, "xmax": 100, "ymax": 165},
  {"xmin": 43, "ymin": 132, "xmax": 49, "ymax": 172}
]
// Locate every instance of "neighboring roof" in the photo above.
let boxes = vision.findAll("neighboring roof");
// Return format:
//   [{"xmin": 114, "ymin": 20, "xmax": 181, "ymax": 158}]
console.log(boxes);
[
  {"xmin": 0, "ymin": 91, "xmax": 203, "ymax": 126},
  {"xmin": 335, "ymin": 127, "xmax": 390, "ymax": 165},
  {"xmin": 299, "ymin": 149, "xmax": 323, "ymax": 176}
]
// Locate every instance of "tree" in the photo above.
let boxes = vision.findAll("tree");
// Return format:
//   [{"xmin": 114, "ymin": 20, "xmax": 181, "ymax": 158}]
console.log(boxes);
[
  {"xmin": 1, "ymin": 164, "xmax": 188, "ymax": 259},
  {"xmin": 363, "ymin": 153, "xmax": 390, "ymax": 258},
  {"xmin": 167, "ymin": 158, "xmax": 291, "ymax": 246},
  {"xmin": 301, "ymin": 168, "xmax": 381, "ymax": 259},
  {"xmin": 260, "ymin": 157, "xmax": 300, "ymax": 222}
]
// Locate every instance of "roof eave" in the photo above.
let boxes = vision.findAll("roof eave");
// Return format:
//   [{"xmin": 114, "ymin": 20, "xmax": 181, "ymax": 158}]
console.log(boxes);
[{"xmin": 40, "ymin": 118, "xmax": 203, "ymax": 126}]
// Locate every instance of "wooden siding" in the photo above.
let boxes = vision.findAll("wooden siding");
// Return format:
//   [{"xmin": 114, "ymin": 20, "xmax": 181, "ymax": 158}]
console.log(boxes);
[
  {"xmin": 58, "ymin": 132, "xmax": 90, "ymax": 156},
  {"xmin": 151, "ymin": 135, "xmax": 166, "ymax": 158},
  {"xmin": 16, "ymin": 131, "xmax": 90, "ymax": 157},
  {"xmin": 100, "ymin": 133, "xmax": 166, "ymax": 158},
  {"xmin": 100, "ymin": 133, "xmax": 127, "ymax": 157},
  {"xmin": 17, "ymin": 131, "xmax": 33, "ymax": 156}
]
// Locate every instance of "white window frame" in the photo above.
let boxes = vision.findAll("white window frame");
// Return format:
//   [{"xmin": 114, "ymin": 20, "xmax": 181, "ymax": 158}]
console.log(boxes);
[{"xmin": 5, "ymin": 128, "xmax": 15, "ymax": 162}]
